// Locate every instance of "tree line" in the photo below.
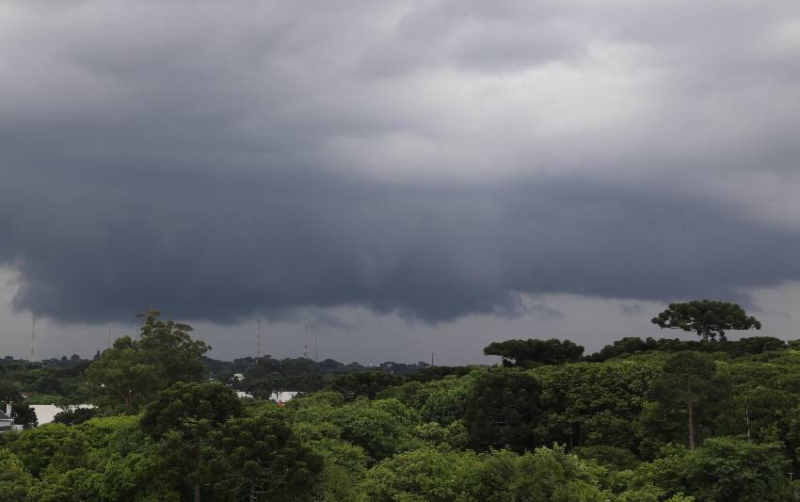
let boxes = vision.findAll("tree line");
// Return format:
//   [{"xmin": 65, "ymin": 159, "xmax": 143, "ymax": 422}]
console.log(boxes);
[{"xmin": 3, "ymin": 302, "xmax": 800, "ymax": 501}]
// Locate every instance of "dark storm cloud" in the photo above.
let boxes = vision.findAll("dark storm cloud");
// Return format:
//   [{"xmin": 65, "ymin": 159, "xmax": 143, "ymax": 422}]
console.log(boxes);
[
  {"xmin": 1, "ymin": 0, "xmax": 800, "ymax": 325},
  {"xmin": 3, "ymin": 170, "xmax": 799, "ymax": 324}
]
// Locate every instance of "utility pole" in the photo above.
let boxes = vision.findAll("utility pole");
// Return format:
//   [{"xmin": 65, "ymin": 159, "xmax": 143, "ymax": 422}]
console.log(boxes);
[
  {"xmin": 315, "ymin": 334, "xmax": 319, "ymax": 362},
  {"xmin": 431, "ymin": 352, "xmax": 435, "ymax": 367}
]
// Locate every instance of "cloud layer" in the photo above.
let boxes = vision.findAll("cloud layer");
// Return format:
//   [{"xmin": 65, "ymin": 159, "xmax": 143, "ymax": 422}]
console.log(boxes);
[{"xmin": 1, "ymin": 0, "xmax": 799, "ymax": 324}]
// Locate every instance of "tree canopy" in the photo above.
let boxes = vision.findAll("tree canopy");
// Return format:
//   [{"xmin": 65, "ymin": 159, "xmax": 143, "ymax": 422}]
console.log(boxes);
[
  {"xmin": 4, "ymin": 308, "xmax": 800, "ymax": 502},
  {"xmin": 651, "ymin": 300, "xmax": 762, "ymax": 341},
  {"xmin": 86, "ymin": 310, "xmax": 209, "ymax": 412},
  {"xmin": 483, "ymin": 338, "xmax": 584, "ymax": 367}
]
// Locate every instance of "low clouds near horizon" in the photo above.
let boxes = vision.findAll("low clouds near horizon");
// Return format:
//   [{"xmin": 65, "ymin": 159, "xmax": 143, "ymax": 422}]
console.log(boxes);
[{"xmin": 1, "ymin": 0, "xmax": 800, "ymax": 329}]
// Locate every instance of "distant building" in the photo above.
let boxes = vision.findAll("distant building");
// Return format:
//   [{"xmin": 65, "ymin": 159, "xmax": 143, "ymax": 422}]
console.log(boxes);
[
  {"xmin": 271, "ymin": 391, "xmax": 298, "ymax": 405},
  {"xmin": 234, "ymin": 390, "xmax": 298, "ymax": 405},
  {"xmin": 0, "ymin": 409, "xmax": 13, "ymax": 432},
  {"xmin": 29, "ymin": 404, "xmax": 95, "ymax": 426},
  {"xmin": 0, "ymin": 404, "xmax": 23, "ymax": 433}
]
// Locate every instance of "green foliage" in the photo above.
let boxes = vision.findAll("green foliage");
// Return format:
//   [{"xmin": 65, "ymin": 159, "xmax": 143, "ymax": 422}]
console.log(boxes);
[
  {"xmin": 648, "ymin": 353, "xmax": 727, "ymax": 450},
  {"xmin": 7, "ymin": 331, "xmax": 800, "ymax": 501},
  {"xmin": 1, "ymin": 359, "xmax": 90, "ymax": 405},
  {"xmin": 683, "ymin": 438, "xmax": 791, "ymax": 502},
  {"xmin": 651, "ymin": 301, "xmax": 761, "ymax": 342},
  {"xmin": 53, "ymin": 407, "xmax": 97, "ymax": 426},
  {"xmin": 573, "ymin": 445, "xmax": 640, "ymax": 471},
  {"xmin": 213, "ymin": 409, "xmax": 322, "ymax": 501},
  {"xmin": 329, "ymin": 371, "xmax": 404, "ymax": 401},
  {"xmin": 0, "ymin": 378, "xmax": 22, "ymax": 402},
  {"xmin": 141, "ymin": 382, "xmax": 242, "ymax": 501},
  {"xmin": 141, "ymin": 382, "xmax": 242, "ymax": 440},
  {"xmin": 11, "ymin": 403, "xmax": 38, "ymax": 429},
  {"xmin": 464, "ymin": 369, "xmax": 543, "ymax": 452},
  {"xmin": 535, "ymin": 361, "xmax": 659, "ymax": 451},
  {"xmin": 413, "ymin": 420, "xmax": 469, "ymax": 450},
  {"xmin": 419, "ymin": 378, "xmax": 473, "ymax": 426},
  {"xmin": 0, "ymin": 447, "xmax": 38, "ymax": 501},
  {"xmin": 241, "ymin": 356, "xmax": 325, "ymax": 398},
  {"xmin": 620, "ymin": 438, "xmax": 791, "ymax": 502},
  {"xmin": 334, "ymin": 398, "xmax": 419, "ymax": 461},
  {"xmin": 360, "ymin": 447, "xmax": 482, "ymax": 502},
  {"xmin": 86, "ymin": 310, "xmax": 209, "ymax": 412},
  {"xmin": 473, "ymin": 446, "xmax": 611, "ymax": 502},
  {"xmin": 10, "ymin": 423, "xmax": 86, "ymax": 477},
  {"xmin": 588, "ymin": 336, "xmax": 786, "ymax": 362},
  {"xmin": 484, "ymin": 339, "xmax": 585, "ymax": 367}
]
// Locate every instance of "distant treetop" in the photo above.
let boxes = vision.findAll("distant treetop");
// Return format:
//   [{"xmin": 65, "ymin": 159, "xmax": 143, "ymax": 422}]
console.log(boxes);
[
  {"xmin": 483, "ymin": 338, "xmax": 584, "ymax": 367},
  {"xmin": 651, "ymin": 300, "xmax": 761, "ymax": 342}
]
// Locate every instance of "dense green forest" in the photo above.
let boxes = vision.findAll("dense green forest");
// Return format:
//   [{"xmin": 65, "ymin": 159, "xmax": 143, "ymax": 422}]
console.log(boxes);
[{"xmin": 2, "ymin": 306, "xmax": 800, "ymax": 501}]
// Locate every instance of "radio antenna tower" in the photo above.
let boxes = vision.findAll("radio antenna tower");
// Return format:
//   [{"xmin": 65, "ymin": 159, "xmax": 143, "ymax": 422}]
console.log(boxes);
[
  {"xmin": 257, "ymin": 318, "xmax": 263, "ymax": 359},
  {"xmin": 303, "ymin": 323, "xmax": 309, "ymax": 359},
  {"xmin": 29, "ymin": 314, "xmax": 36, "ymax": 363}
]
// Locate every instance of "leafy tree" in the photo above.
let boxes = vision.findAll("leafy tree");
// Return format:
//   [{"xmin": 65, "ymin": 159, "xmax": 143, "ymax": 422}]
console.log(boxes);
[
  {"xmin": 572, "ymin": 445, "xmax": 640, "ymax": 471},
  {"xmin": 0, "ymin": 380, "xmax": 37, "ymax": 429},
  {"xmin": 134, "ymin": 310, "xmax": 209, "ymax": 385},
  {"xmin": 0, "ymin": 379, "xmax": 22, "ymax": 403},
  {"xmin": 651, "ymin": 301, "xmax": 761, "ymax": 342},
  {"xmin": 588, "ymin": 336, "xmax": 786, "ymax": 362},
  {"xmin": 53, "ymin": 407, "xmax": 97, "ymax": 426},
  {"xmin": 333, "ymin": 398, "xmax": 419, "ymax": 462},
  {"xmin": 474, "ymin": 446, "xmax": 611, "ymax": 502},
  {"xmin": 649, "ymin": 352, "xmax": 723, "ymax": 450},
  {"xmin": 535, "ymin": 361, "xmax": 658, "ymax": 450},
  {"xmin": 214, "ymin": 410, "xmax": 322, "ymax": 502},
  {"xmin": 241, "ymin": 357, "xmax": 284, "ymax": 399},
  {"xmin": 484, "ymin": 339, "xmax": 584, "ymax": 367},
  {"xmin": 725, "ymin": 336, "xmax": 785, "ymax": 357},
  {"xmin": 464, "ymin": 370, "xmax": 543, "ymax": 452},
  {"xmin": 329, "ymin": 371, "xmax": 403, "ymax": 401},
  {"xmin": 86, "ymin": 339, "xmax": 161, "ymax": 412},
  {"xmin": 85, "ymin": 416, "xmax": 181, "ymax": 502},
  {"xmin": 11, "ymin": 403, "xmax": 38, "ymax": 429},
  {"xmin": 360, "ymin": 447, "xmax": 481, "ymax": 502},
  {"xmin": 141, "ymin": 382, "xmax": 242, "ymax": 502},
  {"xmin": 0, "ymin": 447, "xmax": 38, "ymax": 500},
  {"xmin": 87, "ymin": 310, "xmax": 209, "ymax": 412},
  {"xmin": 10, "ymin": 423, "xmax": 88, "ymax": 477},
  {"xmin": 419, "ymin": 378, "xmax": 472, "ymax": 426},
  {"xmin": 684, "ymin": 438, "xmax": 791, "ymax": 502}
]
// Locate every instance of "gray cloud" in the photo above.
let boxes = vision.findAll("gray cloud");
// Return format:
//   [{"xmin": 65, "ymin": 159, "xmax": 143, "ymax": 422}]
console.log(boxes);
[
  {"xmin": 618, "ymin": 304, "xmax": 643, "ymax": 316},
  {"xmin": 1, "ymin": 0, "xmax": 799, "ymax": 326}
]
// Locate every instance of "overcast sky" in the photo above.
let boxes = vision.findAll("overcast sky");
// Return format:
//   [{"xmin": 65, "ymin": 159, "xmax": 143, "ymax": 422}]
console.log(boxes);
[{"xmin": 1, "ymin": 0, "xmax": 799, "ymax": 363}]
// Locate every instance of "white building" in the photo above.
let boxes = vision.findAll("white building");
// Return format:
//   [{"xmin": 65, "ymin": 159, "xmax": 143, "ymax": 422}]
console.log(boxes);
[
  {"xmin": 0, "ymin": 404, "xmax": 23, "ymax": 432},
  {"xmin": 235, "ymin": 390, "xmax": 298, "ymax": 404},
  {"xmin": 30, "ymin": 404, "xmax": 95, "ymax": 426}
]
